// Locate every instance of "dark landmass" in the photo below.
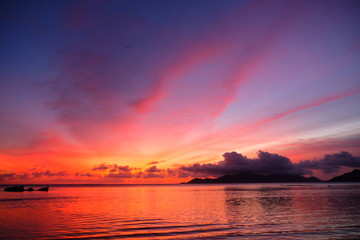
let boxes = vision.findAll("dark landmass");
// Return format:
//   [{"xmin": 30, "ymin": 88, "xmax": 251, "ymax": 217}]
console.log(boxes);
[
  {"xmin": 187, "ymin": 169, "xmax": 360, "ymax": 184},
  {"xmin": 187, "ymin": 172, "xmax": 322, "ymax": 184},
  {"xmin": 3, "ymin": 185, "xmax": 25, "ymax": 192},
  {"xmin": 37, "ymin": 186, "xmax": 49, "ymax": 191},
  {"xmin": 329, "ymin": 169, "xmax": 360, "ymax": 182},
  {"xmin": 3, "ymin": 185, "xmax": 49, "ymax": 192}
]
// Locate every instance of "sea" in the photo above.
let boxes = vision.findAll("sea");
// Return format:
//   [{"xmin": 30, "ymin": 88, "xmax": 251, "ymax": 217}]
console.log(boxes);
[{"xmin": 0, "ymin": 183, "xmax": 359, "ymax": 239}]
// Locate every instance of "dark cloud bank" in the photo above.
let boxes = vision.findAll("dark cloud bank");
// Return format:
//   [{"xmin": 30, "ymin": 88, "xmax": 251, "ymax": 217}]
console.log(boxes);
[
  {"xmin": 0, "ymin": 170, "xmax": 69, "ymax": 181},
  {"xmin": 92, "ymin": 164, "xmax": 181, "ymax": 179},
  {"xmin": 1, "ymin": 151, "xmax": 360, "ymax": 182},
  {"xmin": 180, "ymin": 151, "xmax": 360, "ymax": 177},
  {"xmin": 90, "ymin": 150, "xmax": 360, "ymax": 179}
]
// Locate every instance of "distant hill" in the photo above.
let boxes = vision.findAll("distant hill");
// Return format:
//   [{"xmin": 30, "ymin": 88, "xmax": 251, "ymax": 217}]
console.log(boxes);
[
  {"xmin": 187, "ymin": 172, "xmax": 322, "ymax": 184},
  {"xmin": 329, "ymin": 169, "xmax": 360, "ymax": 182}
]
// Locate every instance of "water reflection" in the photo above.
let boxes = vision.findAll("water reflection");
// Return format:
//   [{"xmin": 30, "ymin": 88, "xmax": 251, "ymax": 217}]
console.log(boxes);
[
  {"xmin": 1, "ymin": 184, "xmax": 360, "ymax": 239},
  {"xmin": 223, "ymin": 184, "xmax": 360, "ymax": 238},
  {"xmin": 259, "ymin": 196, "xmax": 292, "ymax": 211},
  {"xmin": 224, "ymin": 185, "xmax": 294, "ymax": 229}
]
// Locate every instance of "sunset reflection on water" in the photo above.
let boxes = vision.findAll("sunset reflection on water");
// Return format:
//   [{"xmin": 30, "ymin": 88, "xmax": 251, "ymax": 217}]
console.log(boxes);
[{"xmin": 1, "ymin": 184, "xmax": 359, "ymax": 239}]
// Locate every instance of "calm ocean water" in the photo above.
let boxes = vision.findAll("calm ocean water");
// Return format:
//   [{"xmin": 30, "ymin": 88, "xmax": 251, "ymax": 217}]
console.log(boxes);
[{"xmin": 0, "ymin": 183, "xmax": 359, "ymax": 239}]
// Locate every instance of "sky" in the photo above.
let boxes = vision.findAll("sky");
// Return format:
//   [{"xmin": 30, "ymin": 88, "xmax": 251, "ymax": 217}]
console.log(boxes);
[{"xmin": 0, "ymin": 0, "xmax": 360, "ymax": 184}]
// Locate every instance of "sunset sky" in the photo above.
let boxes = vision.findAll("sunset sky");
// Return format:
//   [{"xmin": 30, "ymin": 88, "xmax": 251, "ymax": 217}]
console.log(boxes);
[{"xmin": 1, "ymin": 0, "xmax": 360, "ymax": 184}]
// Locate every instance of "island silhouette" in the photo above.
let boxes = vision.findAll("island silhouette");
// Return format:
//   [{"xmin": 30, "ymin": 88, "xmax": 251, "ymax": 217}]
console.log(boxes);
[{"xmin": 186, "ymin": 169, "xmax": 360, "ymax": 184}]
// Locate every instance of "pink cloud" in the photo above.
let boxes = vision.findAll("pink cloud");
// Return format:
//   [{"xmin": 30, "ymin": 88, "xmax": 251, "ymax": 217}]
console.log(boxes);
[
  {"xmin": 155, "ymin": 87, "xmax": 360, "ymax": 166},
  {"xmin": 132, "ymin": 0, "xmax": 296, "ymax": 116},
  {"xmin": 250, "ymin": 87, "xmax": 360, "ymax": 129},
  {"xmin": 271, "ymin": 135, "xmax": 360, "ymax": 162}
]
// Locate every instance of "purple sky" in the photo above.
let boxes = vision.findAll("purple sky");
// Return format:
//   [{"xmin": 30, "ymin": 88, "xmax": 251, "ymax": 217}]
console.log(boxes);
[{"xmin": 0, "ymin": 0, "xmax": 360, "ymax": 183}]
